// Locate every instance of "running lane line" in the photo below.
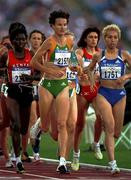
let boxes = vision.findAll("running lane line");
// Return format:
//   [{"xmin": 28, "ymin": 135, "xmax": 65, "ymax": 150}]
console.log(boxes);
[{"xmin": 0, "ymin": 169, "xmax": 65, "ymax": 180}]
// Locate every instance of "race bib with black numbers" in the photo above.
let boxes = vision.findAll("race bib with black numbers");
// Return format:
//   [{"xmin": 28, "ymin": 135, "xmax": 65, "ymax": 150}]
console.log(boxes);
[
  {"xmin": 12, "ymin": 67, "xmax": 31, "ymax": 83},
  {"xmin": 54, "ymin": 50, "xmax": 71, "ymax": 67}
]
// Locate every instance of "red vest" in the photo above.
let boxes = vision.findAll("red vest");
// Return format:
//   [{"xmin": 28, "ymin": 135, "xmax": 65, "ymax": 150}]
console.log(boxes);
[{"xmin": 7, "ymin": 48, "xmax": 32, "ymax": 84}]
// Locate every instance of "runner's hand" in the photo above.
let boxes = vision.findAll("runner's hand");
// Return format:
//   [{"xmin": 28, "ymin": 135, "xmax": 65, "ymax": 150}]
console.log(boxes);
[
  {"xmin": 20, "ymin": 74, "xmax": 33, "ymax": 82},
  {"xmin": 116, "ymin": 75, "xmax": 127, "ymax": 86}
]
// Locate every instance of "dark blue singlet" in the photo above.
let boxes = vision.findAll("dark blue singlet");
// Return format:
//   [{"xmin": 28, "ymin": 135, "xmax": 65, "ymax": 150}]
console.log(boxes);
[{"xmin": 98, "ymin": 49, "xmax": 126, "ymax": 106}]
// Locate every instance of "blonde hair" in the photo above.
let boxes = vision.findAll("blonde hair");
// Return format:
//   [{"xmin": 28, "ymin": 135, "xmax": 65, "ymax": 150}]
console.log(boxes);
[{"xmin": 102, "ymin": 24, "xmax": 121, "ymax": 39}]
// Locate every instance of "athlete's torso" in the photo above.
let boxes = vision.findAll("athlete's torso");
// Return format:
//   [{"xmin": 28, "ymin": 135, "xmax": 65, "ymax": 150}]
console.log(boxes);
[
  {"xmin": 44, "ymin": 36, "xmax": 72, "ymax": 80},
  {"xmin": 99, "ymin": 49, "xmax": 126, "ymax": 88},
  {"xmin": 7, "ymin": 48, "xmax": 32, "ymax": 84}
]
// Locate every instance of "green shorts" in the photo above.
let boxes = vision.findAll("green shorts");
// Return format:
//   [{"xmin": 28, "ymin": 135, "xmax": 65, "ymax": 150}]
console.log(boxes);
[{"xmin": 40, "ymin": 78, "xmax": 68, "ymax": 98}]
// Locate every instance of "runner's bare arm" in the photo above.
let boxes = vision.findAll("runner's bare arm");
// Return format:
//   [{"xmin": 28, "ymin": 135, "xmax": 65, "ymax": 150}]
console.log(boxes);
[
  {"xmin": 30, "ymin": 39, "xmax": 51, "ymax": 74},
  {"xmin": 122, "ymin": 50, "xmax": 131, "ymax": 68}
]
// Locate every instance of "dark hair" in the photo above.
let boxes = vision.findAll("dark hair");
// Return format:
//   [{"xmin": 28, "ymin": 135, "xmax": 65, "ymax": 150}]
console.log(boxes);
[
  {"xmin": 29, "ymin": 29, "xmax": 46, "ymax": 43},
  {"xmin": 77, "ymin": 27, "xmax": 101, "ymax": 48},
  {"xmin": 49, "ymin": 9, "xmax": 70, "ymax": 25},
  {"xmin": 9, "ymin": 22, "xmax": 28, "ymax": 43}
]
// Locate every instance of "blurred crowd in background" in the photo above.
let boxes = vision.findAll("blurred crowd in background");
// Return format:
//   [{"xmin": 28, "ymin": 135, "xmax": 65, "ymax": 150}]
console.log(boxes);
[{"xmin": 0, "ymin": 0, "xmax": 131, "ymax": 50}]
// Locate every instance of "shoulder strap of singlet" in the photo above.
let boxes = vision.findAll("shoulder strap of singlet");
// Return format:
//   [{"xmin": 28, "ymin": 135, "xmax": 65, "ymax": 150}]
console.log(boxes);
[
  {"xmin": 118, "ymin": 49, "xmax": 122, "ymax": 58},
  {"xmin": 47, "ymin": 36, "xmax": 57, "ymax": 60},
  {"xmin": 82, "ymin": 48, "xmax": 92, "ymax": 59},
  {"xmin": 7, "ymin": 49, "xmax": 14, "ymax": 64},
  {"xmin": 49, "ymin": 36, "xmax": 57, "ymax": 53},
  {"xmin": 8, "ymin": 49, "xmax": 13, "ymax": 57}
]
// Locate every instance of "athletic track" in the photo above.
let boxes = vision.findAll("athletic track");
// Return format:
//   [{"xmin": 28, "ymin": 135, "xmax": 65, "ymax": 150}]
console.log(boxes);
[{"xmin": 0, "ymin": 157, "xmax": 131, "ymax": 179}]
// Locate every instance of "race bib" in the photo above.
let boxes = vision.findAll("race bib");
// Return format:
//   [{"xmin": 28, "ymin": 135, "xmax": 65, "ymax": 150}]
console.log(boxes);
[
  {"xmin": 66, "ymin": 68, "xmax": 77, "ymax": 80},
  {"xmin": 1, "ymin": 83, "xmax": 8, "ymax": 97},
  {"xmin": 54, "ymin": 50, "xmax": 71, "ymax": 67},
  {"xmin": 33, "ymin": 85, "xmax": 38, "ymax": 96},
  {"xmin": 101, "ymin": 66, "xmax": 121, "ymax": 80},
  {"xmin": 12, "ymin": 67, "xmax": 31, "ymax": 83}
]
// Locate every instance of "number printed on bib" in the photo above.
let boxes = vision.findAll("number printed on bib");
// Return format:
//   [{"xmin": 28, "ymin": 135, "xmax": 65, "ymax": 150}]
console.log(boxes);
[
  {"xmin": 101, "ymin": 66, "xmax": 121, "ymax": 80},
  {"xmin": 54, "ymin": 50, "xmax": 71, "ymax": 67},
  {"xmin": 12, "ymin": 67, "xmax": 31, "ymax": 83},
  {"xmin": 66, "ymin": 67, "xmax": 77, "ymax": 80},
  {"xmin": 1, "ymin": 83, "xmax": 8, "ymax": 97}
]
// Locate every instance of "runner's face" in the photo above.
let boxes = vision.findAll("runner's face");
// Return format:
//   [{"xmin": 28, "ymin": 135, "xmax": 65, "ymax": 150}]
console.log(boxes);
[
  {"xmin": 30, "ymin": 32, "xmax": 43, "ymax": 50},
  {"xmin": 104, "ymin": 30, "xmax": 119, "ymax": 49},
  {"xmin": 12, "ymin": 34, "xmax": 27, "ymax": 50},
  {"xmin": 52, "ymin": 18, "xmax": 68, "ymax": 36},
  {"xmin": 85, "ymin": 32, "xmax": 99, "ymax": 48}
]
